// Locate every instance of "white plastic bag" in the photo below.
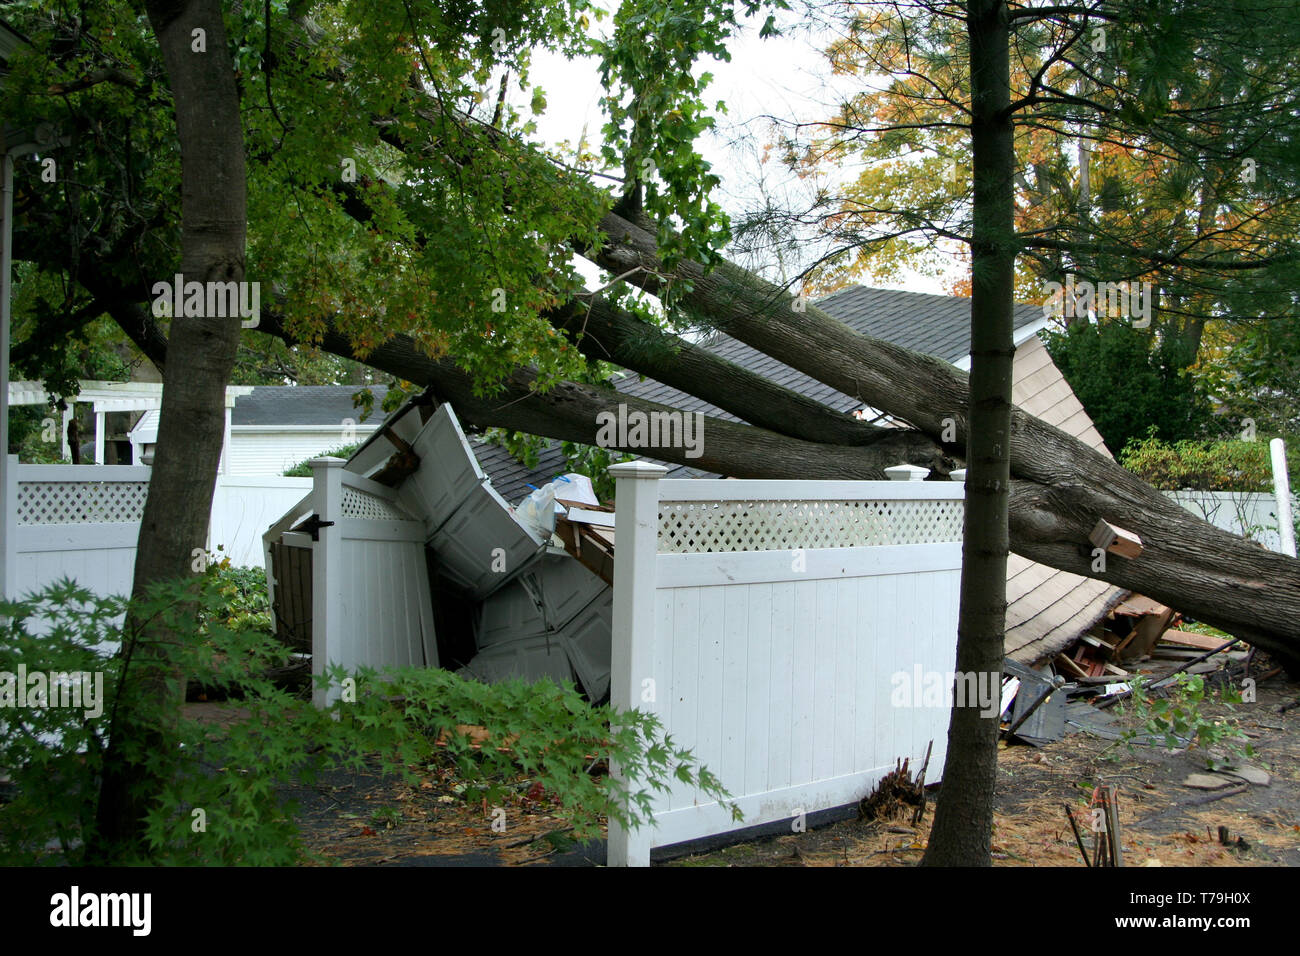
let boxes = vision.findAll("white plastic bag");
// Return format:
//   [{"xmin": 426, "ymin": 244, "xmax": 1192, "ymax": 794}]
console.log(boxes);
[{"xmin": 517, "ymin": 483, "xmax": 558, "ymax": 535}]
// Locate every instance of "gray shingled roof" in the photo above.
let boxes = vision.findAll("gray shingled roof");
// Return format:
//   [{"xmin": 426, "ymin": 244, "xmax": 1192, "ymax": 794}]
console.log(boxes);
[
  {"xmin": 819, "ymin": 285, "xmax": 1044, "ymax": 364},
  {"xmin": 472, "ymin": 436, "xmax": 702, "ymax": 506},
  {"xmin": 613, "ymin": 285, "xmax": 1045, "ymax": 422},
  {"xmin": 470, "ymin": 438, "xmax": 571, "ymax": 504},
  {"xmin": 232, "ymin": 385, "xmax": 388, "ymax": 427}
]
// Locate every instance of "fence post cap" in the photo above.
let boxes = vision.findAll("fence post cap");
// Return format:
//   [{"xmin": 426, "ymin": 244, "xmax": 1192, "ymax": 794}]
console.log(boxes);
[
  {"xmin": 949, "ymin": 468, "xmax": 967, "ymax": 482},
  {"xmin": 608, "ymin": 460, "xmax": 669, "ymax": 479},
  {"xmin": 884, "ymin": 463, "xmax": 930, "ymax": 481},
  {"xmin": 308, "ymin": 456, "xmax": 348, "ymax": 469}
]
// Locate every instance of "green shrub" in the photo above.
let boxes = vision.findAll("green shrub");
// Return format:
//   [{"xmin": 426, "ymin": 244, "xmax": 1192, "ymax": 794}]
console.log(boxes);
[
  {"xmin": 0, "ymin": 576, "xmax": 735, "ymax": 865},
  {"xmin": 200, "ymin": 555, "xmax": 271, "ymax": 635},
  {"xmin": 1119, "ymin": 433, "xmax": 1294, "ymax": 492},
  {"xmin": 1116, "ymin": 673, "xmax": 1254, "ymax": 771},
  {"xmin": 282, "ymin": 443, "xmax": 363, "ymax": 476}
]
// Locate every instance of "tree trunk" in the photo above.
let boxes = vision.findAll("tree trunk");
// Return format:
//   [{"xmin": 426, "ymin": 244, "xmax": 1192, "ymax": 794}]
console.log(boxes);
[
  {"xmin": 256, "ymin": 312, "xmax": 930, "ymax": 478},
  {"xmin": 922, "ymin": 0, "xmax": 1015, "ymax": 868},
  {"xmin": 583, "ymin": 211, "xmax": 1300, "ymax": 672},
  {"xmin": 548, "ymin": 297, "xmax": 937, "ymax": 455},
  {"xmin": 91, "ymin": 0, "xmax": 247, "ymax": 862},
  {"xmin": 251, "ymin": 303, "xmax": 1300, "ymax": 676}
]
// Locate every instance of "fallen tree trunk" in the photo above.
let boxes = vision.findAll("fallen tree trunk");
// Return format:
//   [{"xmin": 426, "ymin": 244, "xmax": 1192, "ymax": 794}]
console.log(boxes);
[
  {"xmin": 264, "ymin": 8, "xmax": 1300, "ymax": 665},
  {"xmin": 21, "ymin": 66, "xmax": 1297, "ymax": 668},
  {"xmin": 580, "ymin": 211, "xmax": 1300, "ymax": 671},
  {"xmin": 255, "ymin": 308, "xmax": 1300, "ymax": 673},
  {"xmin": 36, "ymin": 196, "xmax": 1300, "ymax": 671},
  {"xmin": 548, "ymin": 297, "xmax": 935, "ymax": 455},
  {"xmin": 254, "ymin": 312, "xmax": 933, "ymax": 480}
]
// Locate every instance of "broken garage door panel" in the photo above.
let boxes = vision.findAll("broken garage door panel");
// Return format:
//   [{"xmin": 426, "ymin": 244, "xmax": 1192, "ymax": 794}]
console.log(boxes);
[
  {"xmin": 397, "ymin": 404, "xmax": 548, "ymax": 599},
  {"xmin": 267, "ymin": 398, "xmax": 616, "ymax": 702}
]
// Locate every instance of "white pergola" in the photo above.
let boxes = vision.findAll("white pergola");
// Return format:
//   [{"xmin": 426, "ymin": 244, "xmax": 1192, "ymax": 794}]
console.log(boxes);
[{"xmin": 7, "ymin": 379, "xmax": 253, "ymax": 467}]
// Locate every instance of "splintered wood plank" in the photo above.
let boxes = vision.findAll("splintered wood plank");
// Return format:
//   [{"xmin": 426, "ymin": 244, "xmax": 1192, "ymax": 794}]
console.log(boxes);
[
  {"xmin": 1114, "ymin": 594, "xmax": 1164, "ymax": 616},
  {"xmin": 1159, "ymin": 629, "xmax": 1230, "ymax": 651},
  {"xmin": 1121, "ymin": 606, "xmax": 1176, "ymax": 661},
  {"xmin": 1056, "ymin": 653, "xmax": 1090, "ymax": 679}
]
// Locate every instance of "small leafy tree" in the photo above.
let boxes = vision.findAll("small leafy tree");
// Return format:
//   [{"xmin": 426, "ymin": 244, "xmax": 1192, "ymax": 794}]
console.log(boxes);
[
  {"xmin": 1116, "ymin": 673, "xmax": 1254, "ymax": 771},
  {"xmin": 0, "ymin": 578, "xmax": 736, "ymax": 865},
  {"xmin": 1043, "ymin": 322, "xmax": 1214, "ymax": 455}
]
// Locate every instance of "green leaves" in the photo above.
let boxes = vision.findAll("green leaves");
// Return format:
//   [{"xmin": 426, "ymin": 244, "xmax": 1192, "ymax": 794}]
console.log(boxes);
[
  {"xmin": 0, "ymin": 572, "xmax": 735, "ymax": 863},
  {"xmin": 595, "ymin": 0, "xmax": 785, "ymax": 283},
  {"xmin": 1117, "ymin": 673, "xmax": 1255, "ymax": 770},
  {"xmin": 1119, "ymin": 433, "xmax": 1285, "ymax": 492}
]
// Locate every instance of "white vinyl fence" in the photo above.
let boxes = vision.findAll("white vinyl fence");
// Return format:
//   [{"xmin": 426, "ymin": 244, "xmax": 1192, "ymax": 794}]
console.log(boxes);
[
  {"xmin": 1166, "ymin": 489, "xmax": 1297, "ymax": 554},
  {"xmin": 263, "ymin": 457, "xmax": 438, "ymax": 707},
  {"xmin": 209, "ymin": 475, "xmax": 313, "ymax": 566},
  {"xmin": 1, "ymin": 456, "xmax": 312, "ymax": 615},
  {"xmin": 2, "ymin": 461, "xmax": 149, "ymax": 616},
  {"xmin": 605, "ymin": 462, "xmax": 965, "ymax": 866}
]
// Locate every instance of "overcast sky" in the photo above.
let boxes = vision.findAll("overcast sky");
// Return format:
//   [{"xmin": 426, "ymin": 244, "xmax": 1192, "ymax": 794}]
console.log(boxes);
[{"xmin": 520, "ymin": 7, "xmax": 957, "ymax": 296}]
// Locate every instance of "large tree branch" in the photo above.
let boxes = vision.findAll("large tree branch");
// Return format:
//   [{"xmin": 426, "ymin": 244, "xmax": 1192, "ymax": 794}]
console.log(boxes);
[
  {"xmin": 580, "ymin": 210, "xmax": 1300, "ymax": 669},
  {"xmin": 253, "ymin": 311, "xmax": 926, "ymax": 479}
]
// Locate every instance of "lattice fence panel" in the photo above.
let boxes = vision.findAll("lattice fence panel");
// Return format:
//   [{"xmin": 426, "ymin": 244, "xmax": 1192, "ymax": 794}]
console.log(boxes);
[
  {"xmin": 16, "ymin": 481, "xmax": 150, "ymax": 525},
  {"xmin": 340, "ymin": 485, "xmax": 412, "ymax": 522},
  {"xmin": 658, "ymin": 498, "xmax": 964, "ymax": 553}
]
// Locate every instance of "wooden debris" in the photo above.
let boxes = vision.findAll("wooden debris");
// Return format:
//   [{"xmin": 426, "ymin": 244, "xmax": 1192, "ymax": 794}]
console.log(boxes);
[
  {"xmin": 1090, "ymin": 519, "xmax": 1144, "ymax": 558},
  {"xmin": 1055, "ymin": 652, "xmax": 1090, "ymax": 679},
  {"xmin": 859, "ymin": 757, "xmax": 926, "ymax": 823},
  {"xmin": 1118, "ymin": 603, "xmax": 1175, "ymax": 661},
  {"xmin": 910, "ymin": 741, "xmax": 933, "ymax": 827},
  {"xmin": 1064, "ymin": 803, "xmax": 1091, "ymax": 867},
  {"xmin": 1159, "ymin": 629, "xmax": 1229, "ymax": 651},
  {"xmin": 1113, "ymin": 594, "xmax": 1166, "ymax": 617},
  {"xmin": 554, "ymin": 516, "xmax": 616, "ymax": 586}
]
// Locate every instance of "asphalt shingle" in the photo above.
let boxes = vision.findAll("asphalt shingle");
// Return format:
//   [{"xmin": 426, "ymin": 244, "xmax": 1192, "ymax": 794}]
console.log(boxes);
[{"xmin": 232, "ymin": 385, "xmax": 389, "ymax": 427}]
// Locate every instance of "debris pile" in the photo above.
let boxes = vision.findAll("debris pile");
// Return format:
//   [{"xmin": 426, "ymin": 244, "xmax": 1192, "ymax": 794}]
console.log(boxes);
[
  {"xmin": 998, "ymin": 593, "xmax": 1265, "ymax": 747},
  {"xmin": 858, "ymin": 742, "xmax": 932, "ymax": 827}
]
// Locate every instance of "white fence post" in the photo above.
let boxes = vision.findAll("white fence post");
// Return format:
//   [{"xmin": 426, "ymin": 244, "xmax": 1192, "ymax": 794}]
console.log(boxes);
[
  {"xmin": 1270, "ymin": 438, "xmax": 1297, "ymax": 558},
  {"xmin": 1, "ymin": 453, "xmax": 16, "ymax": 600},
  {"xmin": 311, "ymin": 457, "xmax": 347, "ymax": 707},
  {"xmin": 606, "ymin": 459, "xmax": 668, "ymax": 867}
]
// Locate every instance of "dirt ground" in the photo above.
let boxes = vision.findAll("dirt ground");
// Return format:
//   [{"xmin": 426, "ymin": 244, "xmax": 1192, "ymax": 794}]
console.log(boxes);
[{"xmin": 221, "ymin": 668, "xmax": 1299, "ymax": 866}]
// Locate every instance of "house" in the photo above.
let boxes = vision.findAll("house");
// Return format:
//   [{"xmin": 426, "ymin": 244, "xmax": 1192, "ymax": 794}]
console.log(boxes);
[{"xmin": 129, "ymin": 384, "xmax": 387, "ymax": 475}]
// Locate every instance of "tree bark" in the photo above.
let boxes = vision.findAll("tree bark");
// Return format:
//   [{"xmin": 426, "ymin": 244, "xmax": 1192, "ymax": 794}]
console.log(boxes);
[
  {"xmin": 582, "ymin": 211, "xmax": 1300, "ymax": 672},
  {"xmin": 91, "ymin": 0, "xmax": 248, "ymax": 862},
  {"xmin": 922, "ymin": 0, "xmax": 1016, "ymax": 868},
  {"xmin": 257, "ymin": 6, "xmax": 1300, "ymax": 664},
  {"xmin": 255, "ymin": 312, "xmax": 930, "ymax": 479},
  {"xmin": 548, "ymin": 296, "xmax": 948, "ymax": 463},
  {"xmin": 22, "ymin": 46, "xmax": 1300, "ymax": 671}
]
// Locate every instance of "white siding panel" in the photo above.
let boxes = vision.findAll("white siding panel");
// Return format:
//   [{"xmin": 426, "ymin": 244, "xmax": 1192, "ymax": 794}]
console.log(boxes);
[{"xmin": 227, "ymin": 431, "xmax": 370, "ymax": 477}]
